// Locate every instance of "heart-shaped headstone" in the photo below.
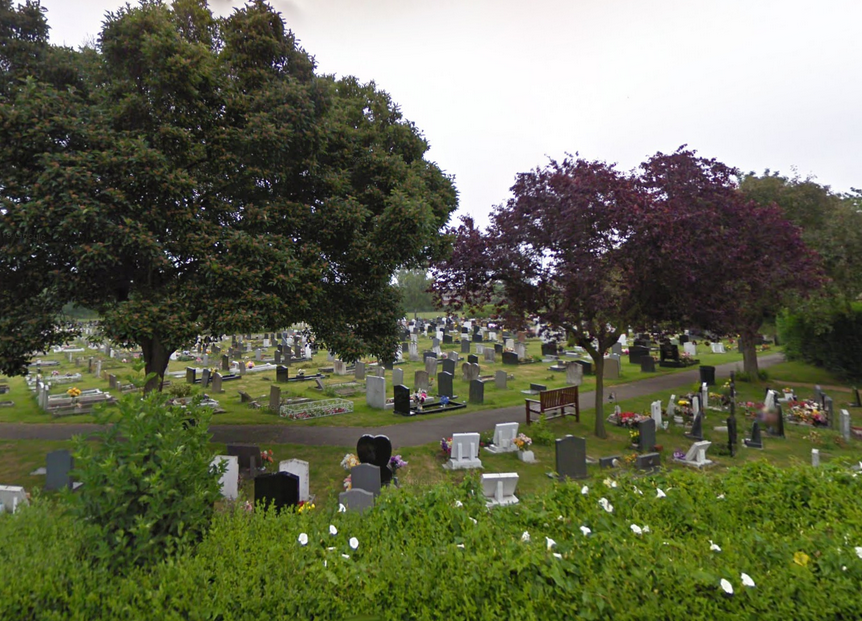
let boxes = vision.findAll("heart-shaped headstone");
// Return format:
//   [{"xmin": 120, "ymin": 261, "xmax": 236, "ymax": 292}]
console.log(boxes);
[{"xmin": 356, "ymin": 434, "xmax": 393, "ymax": 486}]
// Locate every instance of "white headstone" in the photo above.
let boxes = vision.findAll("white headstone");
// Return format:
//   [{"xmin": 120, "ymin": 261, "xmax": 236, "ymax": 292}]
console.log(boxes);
[
  {"xmin": 485, "ymin": 422, "xmax": 519, "ymax": 453},
  {"xmin": 651, "ymin": 400, "xmax": 663, "ymax": 428},
  {"xmin": 279, "ymin": 459, "xmax": 310, "ymax": 502},
  {"xmin": 444, "ymin": 432, "xmax": 482, "ymax": 470},
  {"xmin": 481, "ymin": 473, "xmax": 519, "ymax": 507},
  {"xmin": 366, "ymin": 376, "xmax": 387, "ymax": 409},
  {"xmin": 811, "ymin": 448, "xmax": 820, "ymax": 467},
  {"xmin": 0, "ymin": 485, "xmax": 28, "ymax": 514},
  {"xmin": 667, "ymin": 394, "xmax": 676, "ymax": 418},
  {"xmin": 678, "ymin": 441, "xmax": 712, "ymax": 468},
  {"xmin": 710, "ymin": 342, "xmax": 726, "ymax": 354},
  {"xmin": 701, "ymin": 383, "xmax": 709, "ymax": 409},
  {"xmin": 210, "ymin": 455, "xmax": 239, "ymax": 500},
  {"xmin": 683, "ymin": 342, "xmax": 697, "ymax": 357}
]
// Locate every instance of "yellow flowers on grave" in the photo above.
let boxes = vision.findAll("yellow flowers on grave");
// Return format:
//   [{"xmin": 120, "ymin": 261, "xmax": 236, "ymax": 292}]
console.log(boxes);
[
  {"xmin": 793, "ymin": 551, "xmax": 810, "ymax": 567},
  {"xmin": 297, "ymin": 502, "xmax": 315, "ymax": 513},
  {"xmin": 67, "ymin": 387, "xmax": 82, "ymax": 398},
  {"xmin": 677, "ymin": 399, "xmax": 689, "ymax": 406}
]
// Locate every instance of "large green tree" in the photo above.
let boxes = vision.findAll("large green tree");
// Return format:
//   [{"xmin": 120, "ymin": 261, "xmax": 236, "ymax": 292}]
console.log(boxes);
[
  {"xmin": 395, "ymin": 268, "xmax": 435, "ymax": 317},
  {"xmin": 0, "ymin": 0, "xmax": 457, "ymax": 390}
]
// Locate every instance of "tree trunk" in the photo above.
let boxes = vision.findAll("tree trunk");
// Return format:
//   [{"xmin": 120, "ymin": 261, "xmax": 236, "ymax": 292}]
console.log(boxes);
[
  {"xmin": 740, "ymin": 329, "xmax": 759, "ymax": 378},
  {"xmin": 140, "ymin": 335, "xmax": 172, "ymax": 394},
  {"xmin": 593, "ymin": 354, "xmax": 607, "ymax": 438}
]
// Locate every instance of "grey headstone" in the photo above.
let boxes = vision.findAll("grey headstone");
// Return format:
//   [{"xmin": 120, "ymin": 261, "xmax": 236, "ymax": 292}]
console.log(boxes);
[
  {"xmin": 276, "ymin": 365, "xmax": 289, "ymax": 383},
  {"xmin": 212, "ymin": 372, "xmax": 223, "ymax": 393},
  {"xmin": 351, "ymin": 463, "xmax": 382, "ymax": 496},
  {"xmin": 424, "ymin": 357, "xmax": 438, "ymax": 377},
  {"xmin": 354, "ymin": 361, "xmax": 366, "ymax": 380},
  {"xmin": 469, "ymin": 379, "xmax": 484, "ymax": 404},
  {"xmin": 45, "ymin": 450, "xmax": 74, "ymax": 491},
  {"xmin": 555, "ymin": 435, "xmax": 588, "ymax": 480},
  {"xmin": 392, "ymin": 368, "xmax": 404, "ymax": 387},
  {"xmin": 201, "ymin": 368, "xmax": 211, "ymax": 388},
  {"xmin": 495, "ymin": 370, "xmax": 508, "ymax": 390},
  {"xmin": 414, "ymin": 370, "xmax": 430, "ymax": 391},
  {"xmin": 566, "ymin": 362, "xmax": 583, "ymax": 386},
  {"xmin": 447, "ymin": 351, "xmax": 459, "ymax": 362},
  {"xmin": 461, "ymin": 340, "xmax": 471, "ymax": 353},
  {"xmin": 269, "ymin": 385, "xmax": 281, "ymax": 413},
  {"xmin": 599, "ymin": 455, "xmax": 621, "ymax": 468},
  {"xmin": 338, "ymin": 488, "xmax": 375, "ymax": 514},
  {"xmin": 441, "ymin": 358, "xmax": 456, "ymax": 376},
  {"xmin": 636, "ymin": 453, "xmax": 661, "ymax": 470},
  {"xmin": 611, "ymin": 342, "xmax": 623, "ymax": 356},
  {"xmin": 221, "ymin": 355, "xmax": 230, "ymax": 372},
  {"xmin": 840, "ymin": 409, "xmax": 851, "ymax": 442},
  {"xmin": 484, "ymin": 349, "xmax": 496, "ymax": 363},
  {"xmin": 637, "ymin": 418, "xmax": 656, "ymax": 453},
  {"xmin": 602, "ymin": 357, "xmax": 620, "ymax": 380},
  {"xmin": 686, "ymin": 412, "xmax": 704, "ymax": 441}
]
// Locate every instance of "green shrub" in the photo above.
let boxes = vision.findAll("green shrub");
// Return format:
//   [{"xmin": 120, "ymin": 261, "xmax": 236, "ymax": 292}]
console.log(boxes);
[
  {"xmin": 71, "ymin": 391, "xmax": 224, "ymax": 570},
  {"xmin": 3, "ymin": 463, "xmax": 862, "ymax": 619},
  {"xmin": 528, "ymin": 417, "xmax": 557, "ymax": 446},
  {"xmin": 167, "ymin": 382, "xmax": 195, "ymax": 398}
]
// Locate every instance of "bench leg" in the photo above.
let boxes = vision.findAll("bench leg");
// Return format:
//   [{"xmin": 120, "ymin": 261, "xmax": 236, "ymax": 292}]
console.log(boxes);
[{"xmin": 525, "ymin": 403, "xmax": 531, "ymax": 426}]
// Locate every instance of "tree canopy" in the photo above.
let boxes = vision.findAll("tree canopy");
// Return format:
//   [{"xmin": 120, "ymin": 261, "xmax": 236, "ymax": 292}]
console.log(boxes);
[{"xmin": 0, "ymin": 0, "xmax": 457, "ymax": 389}]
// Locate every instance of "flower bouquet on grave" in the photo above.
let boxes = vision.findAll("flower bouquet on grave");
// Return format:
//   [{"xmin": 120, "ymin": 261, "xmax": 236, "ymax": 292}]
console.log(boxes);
[
  {"xmin": 673, "ymin": 449, "xmax": 686, "ymax": 461},
  {"xmin": 246, "ymin": 361, "xmax": 255, "ymax": 369},
  {"xmin": 441, "ymin": 437, "xmax": 453, "ymax": 457},
  {"xmin": 340, "ymin": 453, "xmax": 359, "ymax": 471},
  {"xmin": 412, "ymin": 390, "xmax": 428, "ymax": 411},
  {"xmin": 629, "ymin": 429, "xmax": 640, "ymax": 447},
  {"xmin": 297, "ymin": 501, "xmax": 316, "ymax": 513},
  {"xmin": 343, "ymin": 475, "xmax": 352, "ymax": 490},
  {"xmin": 66, "ymin": 387, "xmax": 82, "ymax": 399},
  {"xmin": 513, "ymin": 434, "xmax": 532, "ymax": 451},
  {"xmin": 259, "ymin": 449, "xmax": 274, "ymax": 471}
]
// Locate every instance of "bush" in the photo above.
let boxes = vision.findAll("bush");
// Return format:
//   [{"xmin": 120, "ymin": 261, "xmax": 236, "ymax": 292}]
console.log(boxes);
[
  {"xmin": 2, "ymin": 463, "xmax": 862, "ymax": 619},
  {"xmin": 167, "ymin": 382, "xmax": 195, "ymax": 398},
  {"xmin": 71, "ymin": 391, "xmax": 224, "ymax": 570},
  {"xmin": 778, "ymin": 303, "xmax": 862, "ymax": 381}
]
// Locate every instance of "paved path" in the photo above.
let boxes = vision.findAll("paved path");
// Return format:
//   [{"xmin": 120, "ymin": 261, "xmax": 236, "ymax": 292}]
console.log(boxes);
[{"xmin": 0, "ymin": 355, "xmax": 784, "ymax": 448}]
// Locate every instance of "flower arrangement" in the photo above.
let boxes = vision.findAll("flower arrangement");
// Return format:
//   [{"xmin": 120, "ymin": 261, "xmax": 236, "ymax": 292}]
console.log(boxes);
[
  {"xmin": 340, "ymin": 453, "xmax": 359, "ymax": 470},
  {"xmin": 788, "ymin": 401, "xmax": 827, "ymax": 426},
  {"xmin": 629, "ymin": 429, "xmax": 640, "ymax": 445},
  {"xmin": 412, "ymin": 390, "xmax": 427, "ymax": 411},
  {"xmin": 259, "ymin": 449, "xmax": 273, "ymax": 468},
  {"xmin": 297, "ymin": 501, "xmax": 316, "ymax": 513},
  {"xmin": 246, "ymin": 361, "xmax": 255, "ymax": 369},
  {"xmin": 441, "ymin": 437, "xmax": 453, "ymax": 456},
  {"xmin": 513, "ymin": 434, "xmax": 532, "ymax": 451},
  {"xmin": 673, "ymin": 449, "xmax": 686, "ymax": 460},
  {"xmin": 343, "ymin": 475, "xmax": 352, "ymax": 490},
  {"xmin": 67, "ymin": 387, "xmax": 82, "ymax": 398},
  {"xmin": 389, "ymin": 455, "xmax": 408, "ymax": 472}
]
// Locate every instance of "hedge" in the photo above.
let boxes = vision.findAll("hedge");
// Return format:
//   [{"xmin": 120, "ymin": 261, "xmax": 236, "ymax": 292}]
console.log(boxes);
[{"xmin": 2, "ymin": 463, "xmax": 862, "ymax": 620}]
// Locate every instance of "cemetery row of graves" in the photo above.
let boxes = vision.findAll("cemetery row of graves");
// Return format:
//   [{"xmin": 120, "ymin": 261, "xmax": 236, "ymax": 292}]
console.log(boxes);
[{"xmin": 0, "ymin": 318, "xmax": 776, "ymax": 427}]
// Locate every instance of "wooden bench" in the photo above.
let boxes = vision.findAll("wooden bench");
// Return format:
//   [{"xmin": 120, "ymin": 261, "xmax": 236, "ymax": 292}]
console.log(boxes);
[{"xmin": 525, "ymin": 386, "xmax": 580, "ymax": 425}]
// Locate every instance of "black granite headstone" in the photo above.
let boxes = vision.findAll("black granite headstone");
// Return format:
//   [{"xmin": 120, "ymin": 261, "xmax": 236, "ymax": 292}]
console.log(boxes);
[
  {"xmin": 574, "ymin": 360, "xmax": 592, "ymax": 375},
  {"xmin": 640, "ymin": 357, "xmax": 656, "ymax": 373},
  {"xmin": 227, "ymin": 444, "xmax": 261, "ymax": 471},
  {"xmin": 254, "ymin": 471, "xmax": 300, "ymax": 512},
  {"xmin": 555, "ymin": 435, "xmax": 588, "ymax": 480},
  {"xmin": 685, "ymin": 412, "xmax": 704, "ymax": 441},
  {"xmin": 185, "ymin": 367, "xmax": 196, "ymax": 384},
  {"xmin": 699, "ymin": 365, "xmax": 716, "ymax": 386},
  {"xmin": 472, "ymin": 333, "xmax": 483, "ymax": 342},
  {"xmin": 441, "ymin": 358, "xmax": 456, "ymax": 375},
  {"xmin": 437, "ymin": 372, "xmax": 454, "ymax": 398},
  {"xmin": 276, "ymin": 365, "xmax": 289, "ymax": 383},
  {"xmin": 467, "ymin": 354, "xmax": 479, "ymax": 364},
  {"xmin": 636, "ymin": 453, "xmax": 661, "ymax": 470},
  {"xmin": 423, "ymin": 351, "xmax": 438, "ymax": 361},
  {"xmin": 629, "ymin": 345, "xmax": 650, "ymax": 365},
  {"xmin": 494, "ymin": 343, "xmax": 504, "ymax": 354},
  {"xmin": 443, "ymin": 334, "xmax": 453, "ymax": 344},
  {"xmin": 45, "ymin": 449, "xmax": 74, "ymax": 491},
  {"xmin": 744, "ymin": 421, "xmax": 763, "ymax": 448},
  {"xmin": 502, "ymin": 351, "xmax": 519, "ymax": 365},
  {"xmin": 394, "ymin": 384, "xmax": 411, "ymax": 415},
  {"xmin": 356, "ymin": 435, "xmax": 392, "ymax": 487}
]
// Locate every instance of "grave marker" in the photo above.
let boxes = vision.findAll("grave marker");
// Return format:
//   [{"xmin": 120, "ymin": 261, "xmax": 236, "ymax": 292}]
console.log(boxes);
[
  {"xmin": 211, "ymin": 455, "xmax": 239, "ymax": 500},
  {"xmin": 338, "ymin": 488, "xmax": 375, "ymax": 513},
  {"xmin": 351, "ymin": 463, "xmax": 382, "ymax": 497},
  {"xmin": 366, "ymin": 376, "xmax": 387, "ymax": 409},
  {"xmin": 555, "ymin": 435, "xmax": 588, "ymax": 480},
  {"xmin": 278, "ymin": 459, "xmax": 310, "ymax": 502}
]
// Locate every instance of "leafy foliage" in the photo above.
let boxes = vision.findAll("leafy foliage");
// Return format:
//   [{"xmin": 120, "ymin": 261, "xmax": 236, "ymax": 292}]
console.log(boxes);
[
  {"xmin": 778, "ymin": 303, "xmax": 862, "ymax": 381},
  {"xmin": 395, "ymin": 268, "xmax": 436, "ymax": 316},
  {"xmin": 71, "ymin": 390, "xmax": 224, "ymax": 569},
  {"xmin": 2, "ymin": 463, "xmax": 862, "ymax": 618},
  {"xmin": 0, "ymin": 1, "xmax": 457, "ymax": 385}
]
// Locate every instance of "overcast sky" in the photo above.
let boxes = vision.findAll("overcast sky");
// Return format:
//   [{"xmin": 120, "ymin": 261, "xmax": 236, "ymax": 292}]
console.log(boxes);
[{"xmin": 41, "ymin": 0, "xmax": 861, "ymax": 225}]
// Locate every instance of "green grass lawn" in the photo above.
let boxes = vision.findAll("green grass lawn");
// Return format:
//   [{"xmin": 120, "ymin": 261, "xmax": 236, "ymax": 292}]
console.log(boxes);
[{"xmin": 0, "ymin": 334, "xmax": 779, "ymax": 426}]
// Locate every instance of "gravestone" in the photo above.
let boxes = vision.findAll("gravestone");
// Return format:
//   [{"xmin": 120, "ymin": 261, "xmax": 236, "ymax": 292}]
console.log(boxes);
[
  {"xmin": 515, "ymin": 343, "xmax": 526, "ymax": 360},
  {"xmin": 840, "ymin": 409, "xmax": 852, "ymax": 442},
  {"xmin": 408, "ymin": 343, "xmax": 420, "ymax": 362},
  {"xmin": 467, "ymin": 354, "xmax": 479, "ymax": 365},
  {"xmin": 566, "ymin": 363, "xmax": 583, "ymax": 386},
  {"xmin": 502, "ymin": 351, "xmax": 519, "ymax": 365},
  {"xmin": 481, "ymin": 473, "xmax": 519, "ymax": 507},
  {"xmin": 351, "ymin": 463, "xmax": 382, "ymax": 497},
  {"xmin": 447, "ymin": 351, "xmax": 459, "ymax": 362},
  {"xmin": 484, "ymin": 349, "xmax": 496, "ymax": 363},
  {"xmin": 444, "ymin": 433, "xmax": 482, "ymax": 470},
  {"xmin": 676, "ymin": 441, "xmax": 713, "ymax": 468},
  {"xmin": 611, "ymin": 342, "xmax": 623, "ymax": 356},
  {"xmin": 45, "ymin": 450, "xmax": 74, "ymax": 491},
  {"xmin": 629, "ymin": 345, "xmax": 650, "ymax": 365},
  {"xmin": 392, "ymin": 368, "xmax": 404, "ymax": 387},
  {"xmin": 599, "ymin": 455, "xmax": 621, "ymax": 468},
  {"xmin": 222, "ymin": 355, "xmax": 230, "ymax": 372},
  {"xmin": 683, "ymin": 342, "xmax": 697, "ymax": 357},
  {"xmin": 212, "ymin": 372, "xmax": 223, "ymax": 393},
  {"xmin": 227, "ymin": 444, "xmax": 261, "ymax": 471},
  {"xmin": 495, "ymin": 370, "xmax": 508, "ymax": 390},
  {"xmin": 432, "ymin": 338, "xmax": 440, "ymax": 350},
  {"xmin": 425, "ymin": 357, "xmax": 438, "ymax": 377},
  {"xmin": 636, "ymin": 452, "xmax": 661, "ymax": 470},
  {"xmin": 650, "ymin": 400, "xmax": 663, "ymax": 428},
  {"xmin": 437, "ymin": 372, "xmax": 454, "ymax": 398},
  {"xmin": 354, "ymin": 361, "xmax": 366, "ymax": 380},
  {"xmin": 472, "ymin": 332, "xmax": 483, "ymax": 343},
  {"xmin": 393, "ymin": 384, "xmax": 411, "ymax": 415},
  {"xmin": 211, "ymin": 455, "xmax": 239, "ymax": 500},
  {"xmin": 699, "ymin": 366, "xmax": 716, "ymax": 386},
  {"xmin": 278, "ymin": 459, "xmax": 310, "ymax": 502},
  {"xmin": 276, "ymin": 365, "xmax": 289, "ymax": 383},
  {"xmin": 356, "ymin": 434, "xmax": 393, "ymax": 486},
  {"xmin": 333, "ymin": 360, "xmax": 347, "ymax": 376},
  {"xmin": 824, "ymin": 396, "xmax": 834, "ymax": 429},
  {"xmin": 441, "ymin": 358, "xmax": 456, "ymax": 375},
  {"xmin": 555, "ymin": 435, "xmax": 588, "ymax": 480},
  {"xmin": 254, "ymin": 471, "xmax": 300, "ymax": 512},
  {"xmin": 686, "ymin": 412, "xmax": 704, "ymax": 441},
  {"xmin": 414, "ymin": 370, "xmax": 430, "ymax": 391},
  {"xmin": 269, "ymin": 385, "xmax": 281, "ymax": 413},
  {"xmin": 469, "ymin": 379, "xmax": 484, "ymax": 404},
  {"xmin": 494, "ymin": 343, "xmax": 504, "ymax": 354},
  {"xmin": 366, "ymin": 376, "xmax": 386, "ymax": 409},
  {"xmin": 637, "ymin": 418, "xmax": 656, "ymax": 452},
  {"xmin": 0, "ymin": 485, "xmax": 28, "ymax": 514},
  {"xmin": 487, "ymin": 422, "xmax": 519, "ymax": 453},
  {"xmin": 274, "ymin": 350, "xmax": 282, "ymax": 365},
  {"xmin": 462, "ymin": 362, "xmax": 480, "ymax": 382},
  {"xmin": 603, "ymin": 357, "xmax": 621, "ymax": 380},
  {"xmin": 443, "ymin": 334, "xmax": 453, "ymax": 344},
  {"xmin": 711, "ymin": 342, "xmax": 726, "ymax": 354},
  {"xmin": 201, "ymin": 368, "xmax": 211, "ymax": 388},
  {"xmin": 660, "ymin": 344, "xmax": 679, "ymax": 363},
  {"xmin": 667, "ymin": 394, "xmax": 676, "ymax": 418},
  {"xmin": 640, "ymin": 357, "xmax": 656, "ymax": 373},
  {"xmin": 460, "ymin": 340, "xmax": 471, "ymax": 354},
  {"xmin": 573, "ymin": 360, "xmax": 592, "ymax": 375},
  {"xmin": 338, "ymin": 488, "xmax": 375, "ymax": 514}
]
